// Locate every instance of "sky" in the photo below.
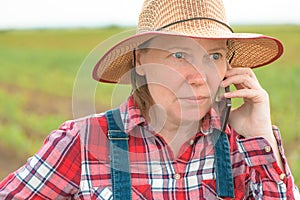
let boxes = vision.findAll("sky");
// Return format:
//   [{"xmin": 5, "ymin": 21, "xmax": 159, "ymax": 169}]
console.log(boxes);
[{"xmin": 1, "ymin": 0, "xmax": 300, "ymax": 30}]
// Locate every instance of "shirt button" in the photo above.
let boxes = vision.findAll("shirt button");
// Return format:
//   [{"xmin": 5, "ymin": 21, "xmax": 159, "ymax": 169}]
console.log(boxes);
[
  {"xmin": 264, "ymin": 145, "xmax": 271, "ymax": 153},
  {"xmin": 174, "ymin": 173, "xmax": 181, "ymax": 180},
  {"xmin": 189, "ymin": 139, "xmax": 194, "ymax": 145},
  {"xmin": 279, "ymin": 173, "xmax": 286, "ymax": 180}
]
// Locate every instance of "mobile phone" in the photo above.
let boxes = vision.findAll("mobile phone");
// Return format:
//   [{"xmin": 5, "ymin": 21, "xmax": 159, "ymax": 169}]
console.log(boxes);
[
  {"xmin": 214, "ymin": 85, "xmax": 231, "ymax": 132},
  {"xmin": 221, "ymin": 86, "xmax": 231, "ymax": 131}
]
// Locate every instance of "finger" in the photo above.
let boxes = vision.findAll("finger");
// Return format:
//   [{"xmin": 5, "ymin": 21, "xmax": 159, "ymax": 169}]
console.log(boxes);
[
  {"xmin": 225, "ymin": 67, "xmax": 258, "ymax": 81},
  {"xmin": 222, "ymin": 74, "xmax": 261, "ymax": 90},
  {"xmin": 224, "ymin": 89, "xmax": 267, "ymax": 103}
]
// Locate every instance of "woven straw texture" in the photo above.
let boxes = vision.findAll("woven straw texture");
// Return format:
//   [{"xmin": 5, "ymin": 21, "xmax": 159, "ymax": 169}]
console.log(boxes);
[{"xmin": 93, "ymin": 0, "xmax": 283, "ymax": 83}]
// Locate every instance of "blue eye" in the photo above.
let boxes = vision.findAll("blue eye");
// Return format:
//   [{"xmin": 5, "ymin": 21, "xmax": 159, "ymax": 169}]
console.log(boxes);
[
  {"xmin": 172, "ymin": 52, "xmax": 184, "ymax": 59},
  {"xmin": 210, "ymin": 53, "xmax": 221, "ymax": 60}
]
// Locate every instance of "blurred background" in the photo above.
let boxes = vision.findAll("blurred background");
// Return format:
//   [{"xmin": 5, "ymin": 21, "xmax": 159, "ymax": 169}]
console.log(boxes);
[{"xmin": 0, "ymin": 0, "xmax": 300, "ymax": 186}]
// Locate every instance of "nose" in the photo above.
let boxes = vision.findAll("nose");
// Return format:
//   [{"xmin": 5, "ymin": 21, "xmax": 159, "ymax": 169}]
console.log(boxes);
[{"xmin": 185, "ymin": 68, "xmax": 207, "ymax": 86}]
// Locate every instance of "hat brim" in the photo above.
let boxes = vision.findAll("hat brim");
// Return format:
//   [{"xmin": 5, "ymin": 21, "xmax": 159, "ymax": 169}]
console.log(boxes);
[{"xmin": 93, "ymin": 31, "xmax": 283, "ymax": 83}]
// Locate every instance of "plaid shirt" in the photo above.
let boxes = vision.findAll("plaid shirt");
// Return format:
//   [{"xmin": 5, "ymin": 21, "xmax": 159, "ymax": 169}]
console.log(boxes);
[{"xmin": 0, "ymin": 95, "xmax": 299, "ymax": 199}]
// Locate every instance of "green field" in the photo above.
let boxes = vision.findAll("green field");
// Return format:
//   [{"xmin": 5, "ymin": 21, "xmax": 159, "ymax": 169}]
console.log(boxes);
[{"xmin": 0, "ymin": 25, "xmax": 299, "ymax": 187}]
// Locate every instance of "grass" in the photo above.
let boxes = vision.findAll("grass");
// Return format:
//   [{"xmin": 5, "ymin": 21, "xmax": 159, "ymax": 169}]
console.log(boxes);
[{"xmin": 0, "ymin": 25, "xmax": 299, "ymax": 186}]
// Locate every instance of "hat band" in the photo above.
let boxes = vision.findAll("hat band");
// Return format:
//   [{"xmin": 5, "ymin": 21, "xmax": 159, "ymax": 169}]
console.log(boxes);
[{"xmin": 156, "ymin": 17, "xmax": 234, "ymax": 33}]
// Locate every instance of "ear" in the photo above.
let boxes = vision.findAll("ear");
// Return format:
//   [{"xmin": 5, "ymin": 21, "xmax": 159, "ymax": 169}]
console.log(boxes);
[{"xmin": 135, "ymin": 50, "xmax": 146, "ymax": 76}]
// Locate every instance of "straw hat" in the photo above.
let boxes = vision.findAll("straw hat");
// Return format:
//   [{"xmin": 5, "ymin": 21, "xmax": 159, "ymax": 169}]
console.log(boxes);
[{"xmin": 93, "ymin": 0, "xmax": 283, "ymax": 83}]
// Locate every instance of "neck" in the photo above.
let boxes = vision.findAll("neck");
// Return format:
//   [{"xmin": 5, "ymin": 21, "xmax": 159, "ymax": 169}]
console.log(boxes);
[{"xmin": 145, "ymin": 106, "xmax": 201, "ymax": 157}]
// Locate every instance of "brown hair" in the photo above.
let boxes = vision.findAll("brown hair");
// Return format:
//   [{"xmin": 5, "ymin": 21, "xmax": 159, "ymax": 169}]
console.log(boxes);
[
  {"xmin": 131, "ymin": 70, "xmax": 153, "ymax": 116},
  {"xmin": 131, "ymin": 45, "xmax": 154, "ymax": 117}
]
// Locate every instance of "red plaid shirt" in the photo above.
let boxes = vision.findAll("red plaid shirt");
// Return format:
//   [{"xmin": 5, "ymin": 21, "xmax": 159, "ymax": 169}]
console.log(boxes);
[{"xmin": 0, "ymin": 96, "xmax": 299, "ymax": 199}]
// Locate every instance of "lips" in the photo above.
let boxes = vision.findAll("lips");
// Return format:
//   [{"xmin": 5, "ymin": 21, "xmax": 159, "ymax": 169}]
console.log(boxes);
[
  {"xmin": 178, "ymin": 95, "xmax": 210, "ymax": 104},
  {"xmin": 184, "ymin": 96, "xmax": 208, "ymax": 100}
]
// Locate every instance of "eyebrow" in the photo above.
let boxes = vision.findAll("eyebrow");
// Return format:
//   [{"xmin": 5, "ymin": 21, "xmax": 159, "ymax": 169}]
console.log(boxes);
[
  {"xmin": 166, "ymin": 46, "xmax": 227, "ymax": 54},
  {"xmin": 166, "ymin": 46, "xmax": 193, "ymax": 51},
  {"xmin": 207, "ymin": 47, "xmax": 227, "ymax": 52}
]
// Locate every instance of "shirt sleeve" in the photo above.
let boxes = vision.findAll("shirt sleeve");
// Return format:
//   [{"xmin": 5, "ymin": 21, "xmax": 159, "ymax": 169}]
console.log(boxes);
[
  {"xmin": 0, "ymin": 120, "xmax": 82, "ymax": 199},
  {"xmin": 236, "ymin": 125, "xmax": 300, "ymax": 199}
]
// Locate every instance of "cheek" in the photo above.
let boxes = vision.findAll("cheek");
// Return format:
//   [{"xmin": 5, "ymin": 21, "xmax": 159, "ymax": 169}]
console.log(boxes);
[
  {"xmin": 147, "ymin": 84, "xmax": 177, "ymax": 104},
  {"xmin": 219, "ymin": 65, "xmax": 227, "ymax": 78},
  {"xmin": 144, "ymin": 65, "xmax": 184, "ymax": 92},
  {"xmin": 204, "ymin": 68, "xmax": 226, "ymax": 105}
]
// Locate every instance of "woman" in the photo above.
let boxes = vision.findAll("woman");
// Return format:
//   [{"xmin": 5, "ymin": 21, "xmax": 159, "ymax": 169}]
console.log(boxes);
[{"xmin": 0, "ymin": 0, "xmax": 299, "ymax": 199}]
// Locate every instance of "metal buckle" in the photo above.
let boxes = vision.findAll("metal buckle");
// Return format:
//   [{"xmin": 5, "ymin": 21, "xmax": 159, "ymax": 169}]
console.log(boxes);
[{"xmin": 108, "ymin": 131, "xmax": 129, "ymax": 140}]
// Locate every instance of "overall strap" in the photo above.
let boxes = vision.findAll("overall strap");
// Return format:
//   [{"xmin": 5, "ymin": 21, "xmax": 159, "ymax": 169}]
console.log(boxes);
[
  {"xmin": 106, "ymin": 108, "xmax": 132, "ymax": 200},
  {"xmin": 212, "ymin": 128, "xmax": 235, "ymax": 199}
]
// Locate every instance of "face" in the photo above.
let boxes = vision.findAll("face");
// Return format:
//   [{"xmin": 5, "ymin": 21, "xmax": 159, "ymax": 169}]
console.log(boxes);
[{"xmin": 136, "ymin": 35, "xmax": 227, "ymax": 124}]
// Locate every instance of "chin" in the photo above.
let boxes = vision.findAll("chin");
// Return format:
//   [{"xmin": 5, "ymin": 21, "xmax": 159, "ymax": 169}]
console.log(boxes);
[
  {"xmin": 173, "ymin": 110, "xmax": 207, "ymax": 123},
  {"xmin": 182, "ymin": 114, "xmax": 205, "ymax": 122}
]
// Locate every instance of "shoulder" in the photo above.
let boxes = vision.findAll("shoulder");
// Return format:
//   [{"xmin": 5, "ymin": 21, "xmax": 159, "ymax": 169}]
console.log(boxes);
[
  {"xmin": 42, "ymin": 112, "xmax": 109, "ymax": 148},
  {"xmin": 38, "ymin": 112, "xmax": 110, "ymax": 169},
  {"xmin": 60, "ymin": 113, "xmax": 108, "ymax": 134}
]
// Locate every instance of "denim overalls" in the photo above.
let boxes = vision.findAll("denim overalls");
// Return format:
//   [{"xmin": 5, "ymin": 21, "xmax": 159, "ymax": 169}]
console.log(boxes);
[{"xmin": 106, "ymin": 109, "xmax": 234, "ymax": 199}]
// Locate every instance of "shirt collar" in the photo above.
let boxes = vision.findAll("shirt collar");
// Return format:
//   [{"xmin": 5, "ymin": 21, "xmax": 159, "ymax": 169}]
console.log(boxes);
[
  {"xmin": 119, "ymin": 95, "xmax": 146, "ymax": 133},
  {"xmin": 200, "ymin": 109, "xmax": 222, "ymax": 135}
]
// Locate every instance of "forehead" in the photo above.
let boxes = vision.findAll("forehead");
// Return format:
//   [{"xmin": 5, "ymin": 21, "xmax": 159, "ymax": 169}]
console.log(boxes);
[{"xmin": 140, "ymin": 35, "xmax": 227, "ymax": 50}]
